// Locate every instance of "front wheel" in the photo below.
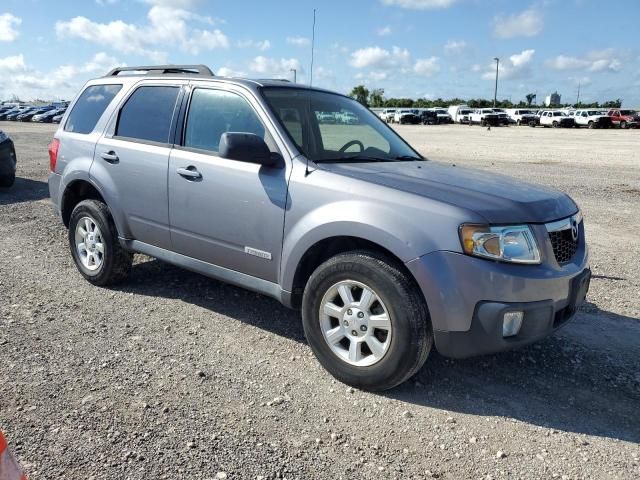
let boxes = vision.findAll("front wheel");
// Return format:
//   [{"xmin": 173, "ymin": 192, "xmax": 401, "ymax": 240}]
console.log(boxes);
[
  {"xmin": 68, "ymin": 199, "xmax": 132, "ymax": 286},
  {"xmin": 302, "ymin": 251, "xmax": 432, "ymax": 391}
]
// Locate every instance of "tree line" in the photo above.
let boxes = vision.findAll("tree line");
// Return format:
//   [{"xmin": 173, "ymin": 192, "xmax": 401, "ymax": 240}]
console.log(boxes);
[{"xmin": 349, "ymin": 85, "xmax": 622, "ymax": 109}]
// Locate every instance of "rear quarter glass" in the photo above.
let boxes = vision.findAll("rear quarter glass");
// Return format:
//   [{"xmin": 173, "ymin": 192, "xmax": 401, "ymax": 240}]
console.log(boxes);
[{"xmin": 65, "ymin": 84, "xmax": 123, "ymax": 134}]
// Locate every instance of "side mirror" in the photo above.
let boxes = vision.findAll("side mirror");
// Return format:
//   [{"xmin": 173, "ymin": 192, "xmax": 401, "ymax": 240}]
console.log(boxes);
[{"xmin": 219, "ymin": 132, "xmax": 280, "ymax": 167}]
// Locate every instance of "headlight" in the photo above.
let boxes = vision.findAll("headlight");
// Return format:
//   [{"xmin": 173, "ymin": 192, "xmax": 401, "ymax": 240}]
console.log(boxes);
[{"xmin": 459, "ymin": 224, "xmax": 541, "ymax": 264}]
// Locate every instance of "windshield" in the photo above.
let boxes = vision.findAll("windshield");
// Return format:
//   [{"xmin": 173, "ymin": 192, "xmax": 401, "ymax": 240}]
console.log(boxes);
[{"xmin": 262, "ymin": 88, "xmax": 421, "ymax": 162}]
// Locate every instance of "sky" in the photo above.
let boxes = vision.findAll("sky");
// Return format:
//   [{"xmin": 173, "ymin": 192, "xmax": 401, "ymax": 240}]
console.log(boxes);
[{"xmin": 1, "ymin": 0, "xmax": 639, "ymax": 105}]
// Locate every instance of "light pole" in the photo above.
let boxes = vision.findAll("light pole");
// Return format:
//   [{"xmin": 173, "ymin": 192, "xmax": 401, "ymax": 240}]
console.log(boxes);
[
  {"xmin": 493, "ymin": 57, "xmax": 499, "ymax": 108},
  {"xmin": 290, "ymin": 68, "xmax": 297, "ymax": 83}
]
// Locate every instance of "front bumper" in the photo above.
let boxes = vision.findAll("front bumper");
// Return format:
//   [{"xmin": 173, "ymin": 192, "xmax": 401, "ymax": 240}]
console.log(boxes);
[{"xmin": 406, "ymin": 232, "xmax": 589, "ymax": 358}]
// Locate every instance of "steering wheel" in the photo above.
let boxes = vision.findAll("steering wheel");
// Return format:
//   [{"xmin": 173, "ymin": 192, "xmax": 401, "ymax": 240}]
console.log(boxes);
[{"xmin": 339, "ymin": 140, "xmax": 365, "ymax": 153}]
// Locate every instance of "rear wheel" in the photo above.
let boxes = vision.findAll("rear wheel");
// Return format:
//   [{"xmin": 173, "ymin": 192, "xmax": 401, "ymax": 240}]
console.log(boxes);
[
  {"xmin": 620, "ymin": 121, "xmax": 627, "ymax": 129},
  {"xmin": 68, "ymin": 199, "xmax": 132, "ymax": 286},
  {"xmin": 302, "ymin": 251, "xmax": 432, "ymax": 391},
  {"xmin": 588, "ymin": 121, "xmax": 595, "ymax": 129},
  {"xmin": 552, "ymin": 121, "xmax": 559, "ymax": 128}
]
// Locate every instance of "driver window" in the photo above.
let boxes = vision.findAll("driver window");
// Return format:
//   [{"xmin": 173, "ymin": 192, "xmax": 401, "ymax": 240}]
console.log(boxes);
[
  {"xmin": 184, "ymin": 88, "xmax": 277, "ymax": 154},
  {"xmin": 315, "ymin": 108, "xmax": 390, "ymax": 154}
]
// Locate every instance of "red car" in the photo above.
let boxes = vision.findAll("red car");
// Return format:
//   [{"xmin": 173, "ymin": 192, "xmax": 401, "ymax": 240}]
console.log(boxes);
[{"xmin": 606, "ymin": 109, "xmax": 640, "ymax": 129}]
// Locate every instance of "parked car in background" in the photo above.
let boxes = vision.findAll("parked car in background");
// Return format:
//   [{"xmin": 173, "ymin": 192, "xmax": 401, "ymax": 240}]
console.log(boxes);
[
  {"xmin": 379, "ymin": 108, "xmax": 396, "ymax": 123},
  {"xmin": 2, "ymin": 107, "xmax": 30, "ymax": 121},
  {"xmin": 393, "ymin": 109, "xmax": 420, "ymax": 124},
  {"xmin": 0, "ymin": 130, "xmax": 17, "ymax": 187},
  {"xmin": 316, "ymin": 111, "xmax": 336, "ymax": 124},
  {"xmin": 17, "ymin": 108, "xmax": 50, "ymax": 122},
  {"xmin": 430, "ymin": 108, "xmax": 453, "ymax": 124},
  {"xmin": 572, "ymin": 110, "xmax": 613, "ymax": 129},
  {"xmin": 506, "ymin": 109, "xmax": 538, "ymax": 126},
  {"xmin": 33, "ymin": 108, "xmax": 67, "ymax": 123},
  {"xmin": 606, "ymin": 109, "xmax": 640, "ymax": 129},
  {"xmin": 539, "ymin": 110, "xmax": 574, "ymax": 128},
  {"xmin": 48, "ymin": 64, "xmax": 590, "ymax": 391},
  {"xmin": 469, "ymin": 108, "xmax": 502, "ymax": 126},
  {"xmin": 419, "ymin": 109, "xmax": 439, "ymax": 125},
  {"xmin": 491, "ymin": 108, "xmax": 510, "ymax": 126},
  {"xmin": 51, "ymin": 113, "xmax": 65, "ymax": 124},
  {"xmin": 447, "ymin": 105, "xmax": 472, "ymax": 124}
]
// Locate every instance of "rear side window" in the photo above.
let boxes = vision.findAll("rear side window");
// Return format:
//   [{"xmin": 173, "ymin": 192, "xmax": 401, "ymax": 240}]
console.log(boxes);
[
  {"xmin": 65, "ymin": 84, "xmax": 122, "ymax": 134},
  {"xmin": 116, "ymin": 86, "xmax": 180, "ymax": 144}
]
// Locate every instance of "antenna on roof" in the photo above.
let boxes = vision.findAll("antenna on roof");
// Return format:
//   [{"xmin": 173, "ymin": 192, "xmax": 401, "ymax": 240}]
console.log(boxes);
[{"xmin": 310, "ymin": 9, "xmax": 316, "ymax": 87}]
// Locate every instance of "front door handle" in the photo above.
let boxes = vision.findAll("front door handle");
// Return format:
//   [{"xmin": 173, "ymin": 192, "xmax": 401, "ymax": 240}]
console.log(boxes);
[
  {"xmin": 176, "ymin": 166, "xmax": 202, "ymax": 180},
  {"xmin": 100, "ymin": 151, "xmax": 119, "ymax": 163}
]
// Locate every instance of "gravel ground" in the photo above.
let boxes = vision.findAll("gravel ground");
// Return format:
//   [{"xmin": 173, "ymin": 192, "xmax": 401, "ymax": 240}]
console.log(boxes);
[{"xmin": 0, "ymin": 121, "xmax": 639, "ymax": 480}]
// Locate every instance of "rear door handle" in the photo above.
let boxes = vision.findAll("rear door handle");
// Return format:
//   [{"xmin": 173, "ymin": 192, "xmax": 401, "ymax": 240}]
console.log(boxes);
[
  {"xmin": 176, "ymin": 166, "xmax": 202, "ymax": 180},
  {"xmin": 100, "ymin": 151, "xmax": 119, "ymax": 163}
]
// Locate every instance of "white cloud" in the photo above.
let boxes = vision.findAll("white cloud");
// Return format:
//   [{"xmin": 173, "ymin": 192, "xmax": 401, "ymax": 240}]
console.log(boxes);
[
  {"xmin": 413, "ymin": 56, "xmax": 440, "ymax": 76},
  {"xmin": 546, "ymin": 50, "xmax": 621, "ymax": 72},
  {"xmin": 349, "ymin": 46, "xmax": 410, "ymax": 69},
  {"xmin": 237, "ymin": 39, "xmax": 271, "ymax": 51},
  {"xmin": 0, "ymin": 13, "xmax": 21, "ymax": 42},
  {"xmin": 381, "ymin": 0, "xmax": 457, "ymax": 9},
  {"xmin": 287, "ymin": 36, "xmax": 311, "ymax": 47},
  {"xmin": 249, "ymin": 56, "xmax": 302, "ymax": 78},
  {"xmin": 0, "ymin": 54, "xmax": 26, "ymax": 72},
  {"xmin": 569, "ymin": 76, "xmax": 592, "ymax": 87},
  {"xmin": 482, "ymin": 49, "xmax": 535, "ymax": 80},
  {"xmin": 377, "ymin": 26, "xmax": 392, "ymax": 36},
  {"xmin": 444, "ymin": 40, "xmax": 467, "ymax": 54},
  {"xmin": 493, "ymin": 8, "xmax": 543, "ymax": 39},
  {"xmin": 56, "ymin": 5, "xmax": 229, "ymax": 59},
  {"xmin": 217, "ymin": 66, "xmax": 246, "ymax": 77},
  {"xmin": 356, "ymin": 70, "xmax": 389, "ymax": 82},
  {"xmin": 0, "ymin": 52, "xmax": 123, "ymax": 100},
  {"xmin": 510, "ymin": 49, "xmax": 535, "ymax": 67}
]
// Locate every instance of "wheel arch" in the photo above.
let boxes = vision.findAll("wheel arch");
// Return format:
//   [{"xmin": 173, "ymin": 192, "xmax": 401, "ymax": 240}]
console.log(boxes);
[
  {"xmin": 61, "ymin": 179, "xmax": 106, "ymax": 227},
  {"xmin": 285, "ymin": 234, "xmax": 421, "ymax": 309}
]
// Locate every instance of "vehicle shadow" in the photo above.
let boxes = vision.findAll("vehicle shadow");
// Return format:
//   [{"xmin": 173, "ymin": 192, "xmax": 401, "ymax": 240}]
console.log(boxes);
[
  {"xmin": 117, "ymin": 258, "xmax": 640, "ymax": 443},
  {"xmin": 0, "ymin": 178, "xmax": 49, "ymax": 205}
]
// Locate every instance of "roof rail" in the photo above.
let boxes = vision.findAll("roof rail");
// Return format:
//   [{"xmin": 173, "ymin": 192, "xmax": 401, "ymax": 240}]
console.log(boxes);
[{"xmin": 105, "ymin": 64, "xmax": 214, "ymax": 77}]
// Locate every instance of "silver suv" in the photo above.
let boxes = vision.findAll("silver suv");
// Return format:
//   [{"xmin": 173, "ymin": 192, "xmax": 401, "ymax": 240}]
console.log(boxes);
[{"xmin": 48, "ymin": 65, "xmax": 590, "ymax": 391}]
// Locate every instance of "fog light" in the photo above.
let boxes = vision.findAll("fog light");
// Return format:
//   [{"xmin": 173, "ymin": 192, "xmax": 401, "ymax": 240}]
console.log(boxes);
[{"xmin": 502, "ymin": 311, "xmax": 523, "ymax": 337}]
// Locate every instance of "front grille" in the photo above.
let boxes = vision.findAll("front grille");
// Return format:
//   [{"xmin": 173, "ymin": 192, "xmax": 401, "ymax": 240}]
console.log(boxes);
[{"xmin": 549, "ymin": 228, "xmax": 578, "ymax": 264}]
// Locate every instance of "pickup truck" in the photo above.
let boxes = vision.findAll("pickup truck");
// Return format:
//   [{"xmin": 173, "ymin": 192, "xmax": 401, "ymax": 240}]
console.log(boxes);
[
  {"xmin": 538, "ymin": 110, "xmax": 575, "ymax": 128},
  {"xmin": 572, "ymin": 110, "xmax": 613, "ymax": 129},
  {"xmin": 606, "ymin": 109, "xmax": 640, "ymax": 129},
  {"xmin": 469, "ymin": 108, "xmax": 502, "ymax": 126}
]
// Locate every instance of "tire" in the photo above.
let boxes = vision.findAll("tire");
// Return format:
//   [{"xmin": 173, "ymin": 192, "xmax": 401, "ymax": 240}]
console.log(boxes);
[
  {"xmin": 0, "ymin": 172, "xmax": 15, "ymax": 187},
  {"xmin": 552, "ymin": 121, "xmax": 558, "ymax": 128},
  {"xmin": 302, "ymin": 250, "xmax": 432, "ymax": 391},
  {"xmin": 588, "ymin": 121, "xmax": 595, "ymax": 129},
  {"xmin": 620, "ymin": 121, "xmax": 627, "ymax": 129},
  {"xmin": 68, "ymin": 199, "xmax": 132, "ymax": 286}
]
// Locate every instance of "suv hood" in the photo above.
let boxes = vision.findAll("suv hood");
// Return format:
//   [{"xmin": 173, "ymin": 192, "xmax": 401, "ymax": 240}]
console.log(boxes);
[{"xmin": 320, "ymin": 161, "xmax": 577, "ymax": 224}]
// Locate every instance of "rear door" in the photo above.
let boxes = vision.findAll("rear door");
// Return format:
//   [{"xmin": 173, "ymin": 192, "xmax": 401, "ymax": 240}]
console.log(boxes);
[
  {"xmin": 168, "ymin": 84, "xmax": 289, "ymax": 282},
  {"xmin": 91, "ymin": 81, "xmax": 184, "ymax": 249}
]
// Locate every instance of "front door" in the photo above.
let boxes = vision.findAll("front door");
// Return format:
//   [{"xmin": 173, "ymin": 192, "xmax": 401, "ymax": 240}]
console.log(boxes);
[{"xmin": 168, "ymin": 86, "xmax": 289, "ymax": 282}]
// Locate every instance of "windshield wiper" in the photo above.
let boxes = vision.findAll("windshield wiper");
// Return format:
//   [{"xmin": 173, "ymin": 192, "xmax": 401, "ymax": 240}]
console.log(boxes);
[
  {"xmin": 314, "ymin": 155, "xmax": 395, "ymax": 163},
  {"xmin": 394, "ymin": 155, "xmax": 423, "ymax": 161}
]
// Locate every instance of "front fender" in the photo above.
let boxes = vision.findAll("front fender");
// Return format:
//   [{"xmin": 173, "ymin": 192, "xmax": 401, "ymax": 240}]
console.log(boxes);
[{"xmin": 280, "ymin": 199, "xmax": 447, "ymax": 292}]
